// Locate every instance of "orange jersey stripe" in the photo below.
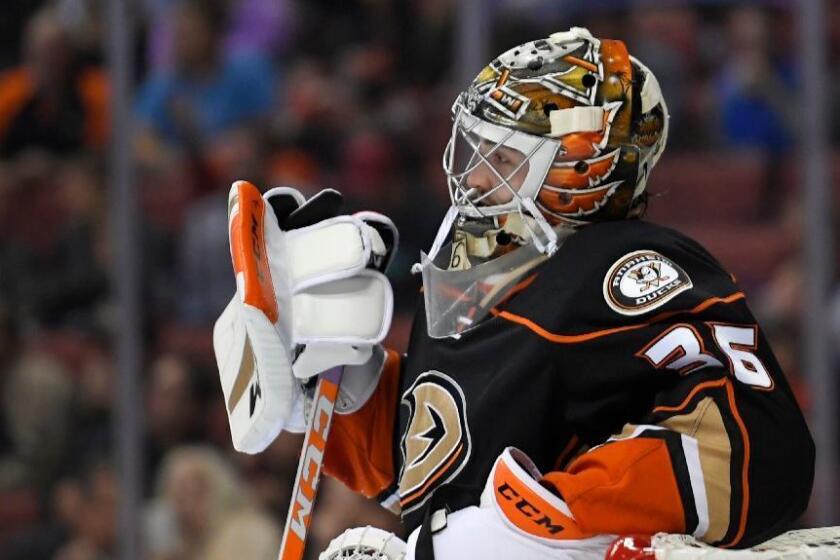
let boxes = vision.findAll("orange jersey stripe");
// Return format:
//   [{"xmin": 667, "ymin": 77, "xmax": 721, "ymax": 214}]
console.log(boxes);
[
  {"xmin": 492, "ymin": 292, "xmax": 746, "ymax": 344},
  {"xmin": 553, "ymin": 434, "xmax": 581, "ymax": 470}
]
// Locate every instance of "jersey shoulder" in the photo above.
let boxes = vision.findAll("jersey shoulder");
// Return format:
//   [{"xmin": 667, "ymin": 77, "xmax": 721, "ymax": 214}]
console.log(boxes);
[
  {"xmin": 505, "ymin": 220, "xmax": 744, "ymax": 331},
  {"xmin": 564, "ymin": 219, "xmax": 733, "ymax": 289}
]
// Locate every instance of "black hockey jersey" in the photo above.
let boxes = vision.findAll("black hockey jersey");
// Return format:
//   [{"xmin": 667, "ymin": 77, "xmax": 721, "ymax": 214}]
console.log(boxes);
[{"xmin": 324, "ymin": 219, "xmax": 814, "ymax": 548}]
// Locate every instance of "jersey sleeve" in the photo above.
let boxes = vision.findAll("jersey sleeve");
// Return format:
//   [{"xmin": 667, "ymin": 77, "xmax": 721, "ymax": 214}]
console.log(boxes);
[
  {"xmin": 542, "ymin": 364, "xmax": 813, "ymax": 548},
  {"xmin": 323, "ymin": 348, "xmax": 402, "ymax": 510}
]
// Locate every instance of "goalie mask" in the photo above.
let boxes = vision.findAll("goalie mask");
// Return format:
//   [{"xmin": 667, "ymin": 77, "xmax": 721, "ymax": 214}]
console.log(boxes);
[{"xmin": 421, "ymin": 27, "xmax": 669, "ymax": 338}]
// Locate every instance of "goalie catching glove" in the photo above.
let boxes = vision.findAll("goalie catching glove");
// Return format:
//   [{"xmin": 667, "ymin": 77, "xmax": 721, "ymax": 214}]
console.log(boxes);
[{"xmin": 214, "ymin": 181, "xmax": 398, "ymax": 454}]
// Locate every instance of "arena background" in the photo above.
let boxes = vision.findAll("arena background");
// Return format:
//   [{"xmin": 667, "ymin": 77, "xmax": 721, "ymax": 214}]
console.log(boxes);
[{"xmin": 0, "ymin": 1, "xmax": 836, "ymax": 559}]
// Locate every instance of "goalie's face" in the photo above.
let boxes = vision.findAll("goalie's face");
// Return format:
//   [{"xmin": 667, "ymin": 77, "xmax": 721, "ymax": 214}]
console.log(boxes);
[
  {"xmin": 465, "ymin": 140, "xmax": 530, "ymax": 205},
  {"xmin": 444, "ymin": 106, "xmax": 560, "ymax": 222}
]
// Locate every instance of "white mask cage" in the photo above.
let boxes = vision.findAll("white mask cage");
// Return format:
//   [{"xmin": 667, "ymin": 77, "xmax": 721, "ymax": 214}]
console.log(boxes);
[{"xmin": 441, "ymin": 101, "xmax": 564, "ymax": 255}]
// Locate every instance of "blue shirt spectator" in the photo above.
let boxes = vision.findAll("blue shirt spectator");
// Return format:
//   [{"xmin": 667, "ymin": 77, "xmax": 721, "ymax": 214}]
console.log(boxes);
[
  {"xmin": 135, "ymin": 0, "xmax": 276, "ymax": 147},
  {"xmin": 714, "ymin": 7, "xmax": 795, "ymax": 153},
  {"xmin": 136, "ymin": 53, "xmax": 274, "ymax": 146},
  {"xmin": 716, "ymin": 65, "xmax": 794, "ymax": 153}
]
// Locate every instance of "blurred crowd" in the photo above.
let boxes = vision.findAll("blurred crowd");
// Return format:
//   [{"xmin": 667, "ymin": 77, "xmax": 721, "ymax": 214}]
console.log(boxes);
[{"xmin": 0, "ymin": 1, "xmax": 837, "ymax": 559}]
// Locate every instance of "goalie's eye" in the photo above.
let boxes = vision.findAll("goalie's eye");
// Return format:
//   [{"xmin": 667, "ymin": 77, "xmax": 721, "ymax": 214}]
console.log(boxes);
[{"xmin": 490, "ymin": 151, "xmax": 510, "ymax": 166}]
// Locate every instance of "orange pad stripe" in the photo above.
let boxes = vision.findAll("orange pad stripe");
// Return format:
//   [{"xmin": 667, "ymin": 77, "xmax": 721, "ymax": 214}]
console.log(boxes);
[
  {"xmin": 543, "ymin": 438, "xmax": 686, "ymax": 536},
  {"xmin": 229, "ymin": 181, "xmax": 279, "ymax": 323},
  {"xmin": 323, "ymin": 350, "xmax": 401, "ymax": 498}
]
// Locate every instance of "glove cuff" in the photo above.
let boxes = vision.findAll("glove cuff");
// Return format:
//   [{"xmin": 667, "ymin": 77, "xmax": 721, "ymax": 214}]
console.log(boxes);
[{"xmin": 335, "ymin": 345, "xmax": 387, "ymax": 414}]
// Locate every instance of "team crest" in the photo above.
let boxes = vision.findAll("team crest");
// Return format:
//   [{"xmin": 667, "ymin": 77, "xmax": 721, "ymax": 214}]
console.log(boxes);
[
  {"xmin": 603, "ymin": 250, "xmax": 692, "ymax": 315},
  {"xmin": 399, "ymin": 371, "xmax": 471, "ymax": 514}
]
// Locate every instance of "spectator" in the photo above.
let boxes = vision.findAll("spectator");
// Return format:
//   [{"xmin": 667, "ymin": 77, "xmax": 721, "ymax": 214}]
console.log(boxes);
[
  {"xmin": 714, "ymin": 6, "xmax": 796, "ymax": 152},
  {"xmin": 143, "ymin": 0, "xmax": 290, "ymax": 72},
  {"xmin": 52, "ymin": 458, "xmax": 118, "ymax": 560},
  {"xmin": 271, "ymin": 58, "xmax": 353, "ymax": 168},
  {"xmin": 135, "ymin": 150, "xmax": 197, "ymax": 327},
  {"xmin": 0, "ymin": 8, "xmax": 108, "ymax": 157},
  {"xmin": 223, "ymin": 0, "xmax": 291, "ymax": 59},
  {"xmin": 175, "ymin": 128, "xmax": 264, "ymax": 325},
  {"xmin": 265, "ymin": 147, "xmax": 323, "ymax": 195},
  {"xmin": 135, "ymin": 0, "xmax": 276, "ymax": 151},
  {"xmin": 53, "ymin": 338, "xmax": 115, "ymax": 502},
  {"xmin": 144, "ymin": 446, "xmax": 279, "ymax": 560},
  {"xmin": 0, "ymin": 344, "xmax": 74, "ymax": 493},
  {"xmin": 3, "ymin": 155, "xmax": 109, "ymax": 330},
  {"xmin": 1, "ymin": 457, "xmax": 117, "ymax": 560},
  {"xmin": 145, "ymin": 353, "xmax": 206, "ymax": 488}
]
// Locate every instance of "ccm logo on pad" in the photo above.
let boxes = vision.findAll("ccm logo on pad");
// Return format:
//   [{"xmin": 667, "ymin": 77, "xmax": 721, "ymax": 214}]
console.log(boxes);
[{"xmin": 496, "ymin": 482, "xmax": 565, "ymax": 535}]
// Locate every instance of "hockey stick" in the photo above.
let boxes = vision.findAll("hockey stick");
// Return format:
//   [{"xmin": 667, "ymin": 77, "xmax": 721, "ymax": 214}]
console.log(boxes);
[{"xmin": 278, "ymin": 365, "xmax": 344, "ymax": 560}]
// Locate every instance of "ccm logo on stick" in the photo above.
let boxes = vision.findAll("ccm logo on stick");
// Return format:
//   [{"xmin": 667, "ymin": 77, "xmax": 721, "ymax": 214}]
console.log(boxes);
[{"xmin": 288, "ymin": 391, "xmax": 336, "ymax": 540}]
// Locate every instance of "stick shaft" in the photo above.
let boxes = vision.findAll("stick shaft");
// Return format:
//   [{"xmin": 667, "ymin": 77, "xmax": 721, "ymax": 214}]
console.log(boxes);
[{"xmin": 278, "ymin": 367, "xmax": 344, "ymax": 560}]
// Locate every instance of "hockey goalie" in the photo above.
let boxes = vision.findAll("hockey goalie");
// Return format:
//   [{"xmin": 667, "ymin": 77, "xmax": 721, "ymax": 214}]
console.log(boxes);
[{"xmin": 213, "ymin": 28, "xmax": 817, "ymax": 560}]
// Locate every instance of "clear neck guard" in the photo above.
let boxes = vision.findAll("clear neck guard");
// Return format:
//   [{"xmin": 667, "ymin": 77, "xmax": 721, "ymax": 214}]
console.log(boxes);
[{"xmin": 415, "ymin": 211, "xmax": 574, "ymax": 339}]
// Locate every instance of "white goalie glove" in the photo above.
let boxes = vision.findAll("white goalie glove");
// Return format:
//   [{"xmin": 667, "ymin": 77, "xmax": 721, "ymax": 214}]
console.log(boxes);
[{"xmin": 213, "ymin": 181, "xmax": 398, "ymax": 454}]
